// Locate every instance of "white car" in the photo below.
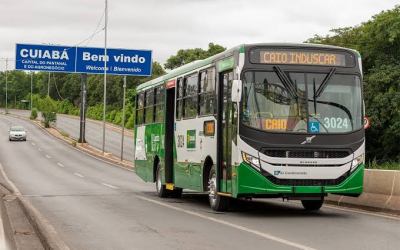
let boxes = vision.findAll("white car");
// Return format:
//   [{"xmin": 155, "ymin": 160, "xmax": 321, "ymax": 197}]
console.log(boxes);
[{"xmin": 9, "ymin": 126, "xmax": 27, "ymax": 141}]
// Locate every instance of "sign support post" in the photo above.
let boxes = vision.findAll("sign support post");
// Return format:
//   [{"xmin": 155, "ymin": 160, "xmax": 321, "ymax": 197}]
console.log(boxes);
[
  {"xmin": 78, "ymin": 74, "xmax": 87, "ymax": 143},
  {"xmin": 120, "ymin": 75, "xmax": 126, "ymax": 161}
]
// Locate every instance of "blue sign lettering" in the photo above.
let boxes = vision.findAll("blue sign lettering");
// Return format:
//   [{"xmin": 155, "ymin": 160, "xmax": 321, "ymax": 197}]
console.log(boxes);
[
  {"xmin": 15, "ymin": 43, "xmax": 152, "ymax": 76},
  {"xmin": 76, "ymin": 47, "xmax": 152, "ymax": 76},
  {"xmin": 16, "ymin": 44, "xmax": 76, "ymax": 72}
]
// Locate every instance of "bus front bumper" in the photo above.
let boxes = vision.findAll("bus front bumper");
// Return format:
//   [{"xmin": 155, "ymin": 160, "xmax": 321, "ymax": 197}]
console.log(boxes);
[{"xmin": 232, "ymin": 162, "xmax": 364, "ymax": 198}]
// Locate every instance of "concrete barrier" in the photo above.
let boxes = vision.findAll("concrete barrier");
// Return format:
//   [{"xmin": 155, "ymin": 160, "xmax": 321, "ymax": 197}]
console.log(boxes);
[{"xmin": 327, "ymin": 169, "xmax": 400, "ymax": 214}]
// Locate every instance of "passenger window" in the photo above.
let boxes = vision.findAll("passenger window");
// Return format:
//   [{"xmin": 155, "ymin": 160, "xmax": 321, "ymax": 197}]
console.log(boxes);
[
  {"xmin": 183, "ymin": 74, "xmax": 198, "ymax": 119},
  {"xmin": 136, "ymin": 92, "xmax": 145, "ymax": 125},
  {"xmin": 144, "ymin": 89, "xmax": 154, "ymax": 124},
  {"xmin": 154, "ymin": 86, "xmax": 165, "ymax": 123},
  {"xmin": 199, "ymin": 67, "xmax": 216, "ymax": 116},
  {"xmin": 176, "ymin": 78, "xmax": 183, "ymax": 120}
]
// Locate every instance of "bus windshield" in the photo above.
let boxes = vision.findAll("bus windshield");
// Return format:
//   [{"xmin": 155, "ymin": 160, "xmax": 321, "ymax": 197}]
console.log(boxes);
[{"xmin": 242, "ymin": 71, "xmax": 363, "ymax": 133}]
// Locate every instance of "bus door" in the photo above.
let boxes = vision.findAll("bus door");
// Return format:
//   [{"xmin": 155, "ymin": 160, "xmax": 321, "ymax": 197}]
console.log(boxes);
[
  {"xmin": 217, "ymin": 70, "xmax": 234, "ymax": 193},
  {"xmin": 164, "ymin": 80, "xmax": 176, "ymax": 185}
]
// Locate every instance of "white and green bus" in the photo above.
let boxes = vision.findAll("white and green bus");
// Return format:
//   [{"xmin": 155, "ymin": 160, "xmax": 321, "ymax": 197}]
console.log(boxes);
[{"xmin": 134, "ymin": 43, "xmax": 365, "ymax": 211}]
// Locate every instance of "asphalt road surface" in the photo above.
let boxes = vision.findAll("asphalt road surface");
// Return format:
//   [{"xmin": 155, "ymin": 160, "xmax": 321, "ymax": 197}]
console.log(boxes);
[
  {"xmin": 0, "ymin": 114, "xmax": 399, "ymax": 250},
  {"xmin": 1, "ymin": 109, "xmax": 134, "ymax": 162}
]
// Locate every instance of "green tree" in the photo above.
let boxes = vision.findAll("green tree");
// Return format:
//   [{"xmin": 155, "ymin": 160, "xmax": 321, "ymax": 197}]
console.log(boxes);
[
  {"xmin": 38, "ymin": 96, "xmax": 57, "ymax": 128},
  {"xmin": 363, "ymin": 65, "xmax": 400, "ymax": 161},
  {"xmin": 307, "ymin": 5, "xmax": 400, "ymax": 162},
  {"xmin": 164, "ymin": 43, "xmax": 226, "ymax": 70}
]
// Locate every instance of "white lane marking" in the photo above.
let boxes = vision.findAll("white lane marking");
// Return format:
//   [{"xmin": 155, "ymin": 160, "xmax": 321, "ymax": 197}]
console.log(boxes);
[
  {"xmin": 73, "ymin": 172, "xmax": 84, "ymax": 178},
  {"xmin": 31, "ymin": 142, "xmax": 36, "ymax": 146},
  {"xmin": 57, "ymin": 162, "xmax": 64, "ymax": 168},
  {"xmin": 324, "ymin": 204, "xmax": 400, "ymax": 221},
  {"xmin": 137, "ymin": 195, "xmax": 316, "ymax": 250},
  {"xmin": 45, "ymin": 154, "xmax": 51, "ymax": 159},
  {"xmin": 101, "ymin": 183, "xmax": 119, "ymax": 189}
]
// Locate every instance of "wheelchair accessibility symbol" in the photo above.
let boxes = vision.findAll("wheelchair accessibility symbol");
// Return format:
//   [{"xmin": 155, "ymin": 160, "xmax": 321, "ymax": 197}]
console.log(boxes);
[{"xmin": 308, "ymin": 121, "xmax": 320, "ymax": 133}]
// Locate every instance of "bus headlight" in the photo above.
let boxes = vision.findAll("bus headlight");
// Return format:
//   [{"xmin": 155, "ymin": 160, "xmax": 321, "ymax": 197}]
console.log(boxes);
[
  {"xmin": 351, "ymin": 153, "xmax": 364, "ymax": 171},
  {"xmin": 242, "ymin": 152, "xmax": 260, "ymax": 170}
]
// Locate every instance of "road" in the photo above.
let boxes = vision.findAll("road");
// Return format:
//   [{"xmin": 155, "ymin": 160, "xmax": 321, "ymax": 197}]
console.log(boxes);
[
  {"xmin": 0, "ymin": 114, "xmax": 399, "ymax": 250},
  {"xmin": 1, "ymin": 109, "xmax": 134, "ymax": 162}
]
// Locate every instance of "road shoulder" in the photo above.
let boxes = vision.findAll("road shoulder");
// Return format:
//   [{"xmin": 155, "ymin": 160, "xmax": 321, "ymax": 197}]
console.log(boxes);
[{"xmin": 0, "ymin": 173, "xmax": 44, "ymax": 249}]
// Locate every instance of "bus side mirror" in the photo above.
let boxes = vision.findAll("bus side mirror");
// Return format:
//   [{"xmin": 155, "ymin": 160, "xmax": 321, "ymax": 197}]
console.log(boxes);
[{"xmin": 231, "ymin": 80, "xmax": 242, "ymax": 103}]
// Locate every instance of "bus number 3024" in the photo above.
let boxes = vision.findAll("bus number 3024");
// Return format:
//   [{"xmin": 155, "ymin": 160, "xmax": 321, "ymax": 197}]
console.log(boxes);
[{"xmin": 323, "ymin": 117, "xmax": 349, "ymax": 129}]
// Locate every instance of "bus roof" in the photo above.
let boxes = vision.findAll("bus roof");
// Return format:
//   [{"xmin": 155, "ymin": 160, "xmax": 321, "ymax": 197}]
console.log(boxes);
[
  {"xmin": 136, "ymin": 44, "xmax": 242, "ymax": 92},
  {"xmin": 136, "ymin": 43, "xmax": 359, "ymax": 92}
]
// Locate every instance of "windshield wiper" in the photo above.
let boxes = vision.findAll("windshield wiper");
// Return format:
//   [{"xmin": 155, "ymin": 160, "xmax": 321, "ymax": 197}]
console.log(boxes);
[
  {"xmin": 308, "ymin": 99, "xmax": 354, "ymax": 130},
  {"xmin": 273, "ymin": 66, "xmax": 298, "ymax": 99},
  {"xmin": 314, "ymin": 68, "xmax": 336, "ymax": 98}
]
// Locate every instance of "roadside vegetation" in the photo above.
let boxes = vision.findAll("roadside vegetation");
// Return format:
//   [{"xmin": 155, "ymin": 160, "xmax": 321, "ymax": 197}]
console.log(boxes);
[
  {"xmin": 0, "ymin": 5, "xmax": 399, "ymax": 169},
  {"xmin": 367, "ymin": 161, "xmax": 400, "ymax": 171},
  {"xmin": 307, "ymin": 6, "xmax": 400, "ymax": 169}
]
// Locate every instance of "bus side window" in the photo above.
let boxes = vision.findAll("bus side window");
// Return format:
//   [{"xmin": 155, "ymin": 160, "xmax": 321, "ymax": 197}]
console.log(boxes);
[
  {"xmin": 176, "ymin": 78, "xmax": 183, "ymax": 120},
  {"xmin": 136, "ymin": 92, "xmax": 145, "ymax": 125},
  {"xmin": 199, "ymin": 67, "xmax": 216, "ymax": 116},
  {"xmin": 154, "ymin": 86, "xmax": 165, "ymax": 123},
  {"xmin": 144, "ymin": 89, "xmax": 155, "ymax": 124},
  {"xmin": 183, "ymin": 74, "xmax": 198, "ymax": 119}
]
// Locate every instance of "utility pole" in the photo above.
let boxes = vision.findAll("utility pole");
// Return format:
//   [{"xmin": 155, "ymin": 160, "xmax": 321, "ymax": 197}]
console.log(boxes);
[
  {"xmin": 120, "ymin": 76, "xmax": 127, "ymax": 161},
  {"xmin": 102, "ymin": 0, "xmax": 108, "ymax": 154},
  {"xmin": 5, "ymin": 58, "xmax": 8, "ymax": 114}
]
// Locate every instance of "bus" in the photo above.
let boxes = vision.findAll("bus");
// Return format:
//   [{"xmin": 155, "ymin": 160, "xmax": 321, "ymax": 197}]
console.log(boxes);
[{"xmin": 134, "ymin": 43, "xmax": 365, "ymax": 211}]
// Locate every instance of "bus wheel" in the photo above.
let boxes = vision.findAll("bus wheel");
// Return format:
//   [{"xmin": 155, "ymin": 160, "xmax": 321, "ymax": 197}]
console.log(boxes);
[
  {"xmin": 156, "ymin": 165, "xmax": 168, "ymax": 198},
  {"xmin": 171, "ymin": 188, "xmax": 183, "ymax": 198},
  {"xmin": 208, "ymin": 167, "xmax": 229, "ymax": 211},
  {"xmin": 301, "ymin": 198, "xmax": 324, "ymax": 211}
]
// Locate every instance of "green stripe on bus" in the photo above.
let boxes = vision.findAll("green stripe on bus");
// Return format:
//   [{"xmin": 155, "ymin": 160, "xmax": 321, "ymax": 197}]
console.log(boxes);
[{"xmin": 217, "ymin": 57, "xmax": 234, "ymax": 72}]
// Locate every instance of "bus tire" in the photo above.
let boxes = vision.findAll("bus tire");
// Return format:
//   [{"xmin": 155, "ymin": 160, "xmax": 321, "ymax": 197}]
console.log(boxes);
[
  {"xmin": 171, "ymin": 188, "xmax": 183, "ymax": 198},
  {"xmin": 156, "ymin": 165, "xmax": 168, "ymax": 198},
  {"xmin": 208, "ymin": 167, "xmax": 229, "ymax": 211},
  {"xmin": 301, "ymin": 198, "xmax": 324, "ymax": 211}
]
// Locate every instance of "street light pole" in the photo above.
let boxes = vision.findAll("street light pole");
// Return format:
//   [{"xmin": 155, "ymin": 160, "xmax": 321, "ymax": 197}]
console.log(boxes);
[
  {"xmin": 30, "ymin": 71, "xmax": 33, "ymax": 110},
  {"xmin": 5, "ymin": 58, "xmax": 8, "ymax": 114},
  {"xmin": 120, "ymin": 76, "xmax": 126, "ymax": 161},
  {"xmin": 102, "ymin": 0, "xmax": 108, "ymax": 154}
]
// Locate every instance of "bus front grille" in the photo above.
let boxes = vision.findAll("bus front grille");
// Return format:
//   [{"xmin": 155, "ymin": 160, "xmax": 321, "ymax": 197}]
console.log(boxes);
[
  {"xmin": 262, "ymin": 171, "xmax": 348, "ymax": 186},
  {"xmin": 263, "ymin": 149, "xmax": 350, "ymax": 159}
]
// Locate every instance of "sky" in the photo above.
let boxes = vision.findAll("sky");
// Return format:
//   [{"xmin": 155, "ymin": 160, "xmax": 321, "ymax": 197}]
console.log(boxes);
[{"xmin": 0, "ymin": 0, "xmax": 398, "ymax": 70}]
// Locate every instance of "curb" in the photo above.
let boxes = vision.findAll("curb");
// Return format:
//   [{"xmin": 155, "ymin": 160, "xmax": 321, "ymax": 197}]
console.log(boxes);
[
  {"xmin": 48, "ymin": 125, "xmax": 134, "ymax": 170},
  {"xmin": 57, "ymin": 113, "xmax": 134, "ymax": 137},
  {"xmin": 0, "ymin": 184, "xmax": 17, "ymax": 250},
  {"xmin": 0, "ymin": 165, "xmax": 69, "ymax": 250}
]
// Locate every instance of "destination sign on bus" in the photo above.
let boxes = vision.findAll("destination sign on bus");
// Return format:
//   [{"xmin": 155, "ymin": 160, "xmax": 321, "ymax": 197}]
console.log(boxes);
[{"xmin": 250, "ymin": 49, "xmax": 354, "ymax": 67}]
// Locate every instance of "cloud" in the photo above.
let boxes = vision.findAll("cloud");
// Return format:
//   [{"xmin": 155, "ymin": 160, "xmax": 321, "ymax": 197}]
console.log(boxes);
[{"xmin": 0, "ymin": 0, "xmax": 398, "ymax": 70}]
